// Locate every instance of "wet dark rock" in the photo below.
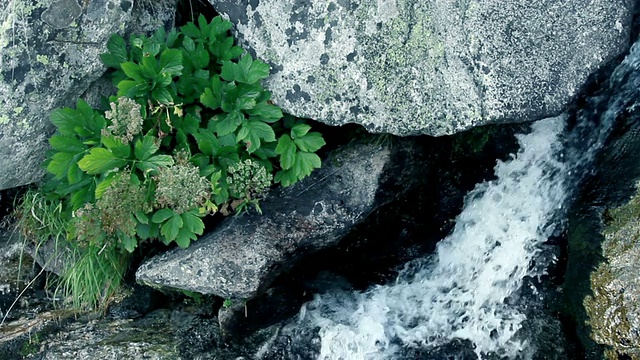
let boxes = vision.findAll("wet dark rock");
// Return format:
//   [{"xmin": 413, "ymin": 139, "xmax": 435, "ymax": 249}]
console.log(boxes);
[{"xmin": 137, "ymin": 139, "xmax": 428, "ymax": 300}]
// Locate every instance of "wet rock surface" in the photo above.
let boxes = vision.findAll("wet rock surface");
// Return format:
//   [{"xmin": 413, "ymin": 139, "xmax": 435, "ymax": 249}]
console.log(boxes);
[
  {"xmin": 209, "ymin": 0, "xmax": 633, "ymax": 136},
  {"xmin": 137, "ymin": 139, "xmax": 428, "ymax": 300}
]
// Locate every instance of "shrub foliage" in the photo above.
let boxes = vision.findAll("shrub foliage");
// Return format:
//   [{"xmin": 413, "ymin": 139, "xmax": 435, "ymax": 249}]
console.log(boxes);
[{"xmin": 16, "ymin": 15, "xmax": 325, "ymax": 309}]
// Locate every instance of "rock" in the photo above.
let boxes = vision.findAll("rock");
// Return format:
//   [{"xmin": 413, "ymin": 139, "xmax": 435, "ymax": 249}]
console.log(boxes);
[
  {"xmin": 0, "ymin": 0, "xmax": 176, "ymax": 190},
  {"xmin": 208, "ymin": 0, "xmax": 633, "ymax": 136},
  {"xmin": 584, "ymin": 185, "xmax": 640, "ymax": 359},
  {"xmin": 136, "ymin": 139, "xmax": 427, "ymax": 300}
]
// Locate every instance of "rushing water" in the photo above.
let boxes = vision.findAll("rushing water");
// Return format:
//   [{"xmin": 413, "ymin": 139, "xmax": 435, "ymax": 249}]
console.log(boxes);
[
  {"xmin": 298, "ymin": 117, "xmax": 569, "ymax": 359},
  {"xmin": 282, "ymin": 40, "xmax": 640, "ymax": 359}
]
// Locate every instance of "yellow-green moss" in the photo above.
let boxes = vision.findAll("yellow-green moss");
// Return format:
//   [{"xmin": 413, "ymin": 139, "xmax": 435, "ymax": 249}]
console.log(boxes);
[{"xmin": 584, "ymin": 182, "xmax": 640, "ymax": 359}]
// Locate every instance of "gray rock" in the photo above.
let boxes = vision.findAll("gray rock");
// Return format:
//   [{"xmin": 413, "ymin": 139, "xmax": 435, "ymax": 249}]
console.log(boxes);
[
  {"xmin": 209, "ymin": 0, "xmax": 633, "ymax": 136},
  {"xmin": 0, "ymin": 0, "xmax": 176, "ymax": 191},
  {"xmin": 136, "ymin": 139, "xmax": 426, "ymax": 299}
]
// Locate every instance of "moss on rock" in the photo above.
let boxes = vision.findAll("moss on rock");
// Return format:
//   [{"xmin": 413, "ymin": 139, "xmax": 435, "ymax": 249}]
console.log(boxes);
[{"xmin": 584, "ymin": 182, "xmax": 640, "ymax": 359}]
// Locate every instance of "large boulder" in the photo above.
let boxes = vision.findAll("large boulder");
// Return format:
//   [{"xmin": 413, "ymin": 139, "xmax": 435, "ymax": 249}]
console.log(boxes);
[
  {"xmin": 0, "ymin": 0, "xmax": 176, "ymax": 190},
  {"xmin": 136, "ymin": 139, "xmax": 427, "ymax": 300},
  {"xmin": 209, "ymin": 0, "xmax": 633, "ymax": 136}
]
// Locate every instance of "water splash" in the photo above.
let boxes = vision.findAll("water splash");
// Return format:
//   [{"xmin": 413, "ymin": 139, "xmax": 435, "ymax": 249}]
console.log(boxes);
[{"xmin": 299, "ymin": 116, "xmax": 568, "ymax": 359}]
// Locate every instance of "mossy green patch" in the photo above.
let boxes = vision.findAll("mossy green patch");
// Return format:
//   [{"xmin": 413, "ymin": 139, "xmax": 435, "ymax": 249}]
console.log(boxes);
[{"xmin": 584, "ymin": 182, "xmax": 640, "ymax": 359}]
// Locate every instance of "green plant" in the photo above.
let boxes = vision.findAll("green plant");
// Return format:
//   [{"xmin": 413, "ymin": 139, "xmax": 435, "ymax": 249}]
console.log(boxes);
[{"xmin": 16, "ymin": 15, "xmax": 326, "ymax": 310}]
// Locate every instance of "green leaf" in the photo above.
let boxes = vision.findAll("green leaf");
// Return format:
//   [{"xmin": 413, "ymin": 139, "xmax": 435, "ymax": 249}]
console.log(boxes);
[
  {"xmin": 246, "ymin": 57, "xmax": 270, "ymax": 84},
  {"xmin": 117, "ymin": 80, "xmax": 149, "ymax": 98},
  {"xmin": 159, "ymin": 48, "xmax": 183, "ymax": 76},
  {"xmin": 95, "ymin": 173, "xmax": 117, "ymax": 199},
  {"xmin": 240, "ymin": 120, "xmax": 276, "ymax": 153},
  {"xmin": 49, "ymin": 135, "xmax": 85, "ymax": 153},
  {"xmin": 214, "ymin": 111, "xmax": 243, "ymax": 136},
  {"xmin": 294, "ymin": 152, "xmax": 322, "ymax": 179},
  {"xmin": 136, "ymin": 223, "xmax": 151, "ymax": 240},
  {"xmin": 102, "ymin": 136, "xmax": 131, "ymax": 158},
  {"xmin": 175, "ymin": 227, "xmax": 195, "ymax": 248},
  {"xmin": 275, "ymin": 134, "xmax": 296, "ymax": 170},
  {"xmin": 77, "ymin": 148, "xmax": 127, "ymax": 175},
  {"xmin": 152, "ymin": 208, "xmax": 174, "ymax": 223},
  {"xmin": 121, "ymin": 62, "xmax": 144, "ymax": 81},
  {"xmin": 220, "ymin": 60, "xmax": 237, "ymax": 82},
  {"xmin": 100, "ymin": 34, "xmax": 127, "ymax": 68},
  {"xmin": 180, "ymin": 20, "xmax": 201, "ymax": 40},
  {"xmin": 121, "ymin": 233, "xmax": 137, "ymax": 253},
  {"xmin": 182, "ymin": 211, "xmax": 204, "ymax": 235},
  {"xmin": 161, "ymin": 214, "xmax": 183, "ymax": 241},
  {"xmin": 147, "ymin": 154, "xmax": 174, "ymax": 167},
  {"xmin": 152, "ymin": 87, "xmax": 173, "ymax": 105},
  {"xmin": 201, "ymin": 87, "xmax": 221, "ymax": 109},
  {"xmin": 294, "ymin": 132, "xmax": 326, "ymax": 152},
  {"xmin": 134, "ymin": 210, "xmax": 149, "ymax": 225},
  {"xmin": 134, "ymin": 136, "xmax": 159, "ymax": 161},
  {"xmin": 274, "ymin": 168, "xmax": 297, "ymax": 187},
  {"xmin": 291, "ymin": 124, "xmax": 312, "ymax": 139},
  {"xmin": 47, "ymin": 151, "xmax": 76, "ymax": 180},
  {"xmin": 247, "ymin": 102, "xmax": 283, "ymax": 122},
  {"xmin": 137, "ymin": 154, "xmax": 174, "ymax": 175},
  {"xmin": 193, "ymin": 130, "xmax": 220, "ymax": 157}
]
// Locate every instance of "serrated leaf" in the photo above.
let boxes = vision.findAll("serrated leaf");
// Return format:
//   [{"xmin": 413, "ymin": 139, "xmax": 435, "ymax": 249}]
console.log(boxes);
[
  {"xmin": 246, "ymin": 57, "xmax": 270, "ymax": 84},
  {"xmin": 182, "ymin": 35, "xmax": 196, "ymax": 52},
  {"xmin": 152, "ymin": 208, "xmax": 174, "ymax": 223},
  {"xmin": 121, "ymin": 233, "xmax": 137, "ymax": 253},
  {"xmin": 140, "ymin": 56, "xmax": 158, "ymax": 79},
  {"xmin": 47, "ymin": 152, "xmax": 76, "ymax": 180},
  {"xmin": 276, "ymin": 135, "xmax": 296, "ymax": 170},
  {"xmin": 101, "ymin": 34, "xmax": 127, "ymax": 68},
  {"xmin": 66, "ymin": 161, "xmax": 85, "ymax": 184},
  {"xmin": 117, "ymin": 79, "xmax": 149, "ymax": 98},
  {"xmin": 70, "ymin": 186, "xmax": 92, "ymax": 211},
  {"xmin": 161, "ymin": 214, "xmax": 183, "ymax": 241},
  {"xmin": 152, "ymin": 87, "xmax": 173, "ymax": 105},
  {"xmin": 50, "ymin": 107, "xmax": 85, "ymax": 137},
  {"xmin": 134, "ymin": 210, "xmax": 149, "ymax": 225},
  {"xmin": 138, "ymin": 155, "xmax": 174, "ymax": 174},
  {"xmin": 49, "ymin": 135, "xmax": 85, "ymax": 153},
  {"xmin": 180, "ymin": 21, "xmax": 201, "ymax": 40},
  {"xmin": 242, "ymin": 120, "xmax": 276, "ymax": 153},
  {"xmin": 102, "ymin": 136, "xmax": 131, "ymax": 158},
  {"xmin": 95, "ymin": 173, "xmax": 117, "ymax": 199},
  {"xmin": 201, "ymin": 87, "xmax": 221, "ymax": 109},
  {"xmin": 214, "ymin": 111, "xmax": 243, "ymax": 136},
  {"xmin": 182, "ymin": 211, "xmax": 204, "ymax": 235},
  {"xmin": 175, "ymin": 227, "xmax": 195, "ymax": 248},
  {"xmin": 291, "ymin": 124, "xmax": 312, "ymax": 139},
  {"xmin": 77, "ymin": 148, "xmax": 127, "ymax": 175},
  {"xmin": 294, "ymin": 152, "xmax": 322, "ymax": 179},
  {"xmin": 220, "ymin": 60, "xmax": 237, "ymax": 82},
  {"xmin": 294, "ymin": 132, "xmax": 326, "ymax": 152},
  {"xmin": 121, "ymin": 62, "xmax": 144, "ymax": 81},
  {"xmin": 274, "ymin": 168, "xmax": 297, "ymax": 187},
  {"xmin": 193, "ymin": 130, "xmax": 220, "ymax": 157},
  {"xmin": 134, "ymin": 136, "xmax": 159, "ymax": 161},
  {"xmin": 136, "ymin": 223, "xmax": 151, "ymax": 240},
  {"xmin": 159, "ymin": 48, "xmax": 183, "ymax": 76},
  {"xmin": 247, "ymin": 102, "xmax": 283, "ymax": 122},
  {"xmin": 166, "ymin": 28, "xmax": 179, "ymax": 47}
]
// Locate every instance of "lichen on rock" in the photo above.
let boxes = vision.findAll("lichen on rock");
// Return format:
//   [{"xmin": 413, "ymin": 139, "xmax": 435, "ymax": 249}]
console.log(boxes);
[{"xmin": 584, "ymin": 182, "xmax": 640, "ymax": 359}]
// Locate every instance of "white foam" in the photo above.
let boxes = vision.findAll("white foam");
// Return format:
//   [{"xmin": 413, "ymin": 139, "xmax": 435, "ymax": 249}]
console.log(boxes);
[{"xmin": 300, "ymin": 116, "xmax": 568, "ymax": 359}]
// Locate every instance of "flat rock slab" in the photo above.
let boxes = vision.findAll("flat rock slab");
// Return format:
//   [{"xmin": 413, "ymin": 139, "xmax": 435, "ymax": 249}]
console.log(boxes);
[
  {"xmin": 210, "ymin": 0, "xmax": 633, "ymax": 136},
  {"xmin": 137, "ymin": 140, "xmax": 425, "ymax": 299},
  {"xmin": 0, "ymin": 0, "xmax": 176, "ymax": 190}
]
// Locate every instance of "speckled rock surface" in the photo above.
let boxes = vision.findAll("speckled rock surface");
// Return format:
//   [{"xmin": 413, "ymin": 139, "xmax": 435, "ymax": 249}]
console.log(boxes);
[
  {"xmin": 209, "ymin": 0, "xmax": 633, "ymax": 136},
  {"xmin": 136, "ymin": 139, "xmax": 427, "ymax": 299},
  {"xmin": 0, "ymin": 0, "xmax": 176, "ymax": 191},
  {"xmin": 584, "ymin": 184, "xmax": 640, "ymax": 359}
]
